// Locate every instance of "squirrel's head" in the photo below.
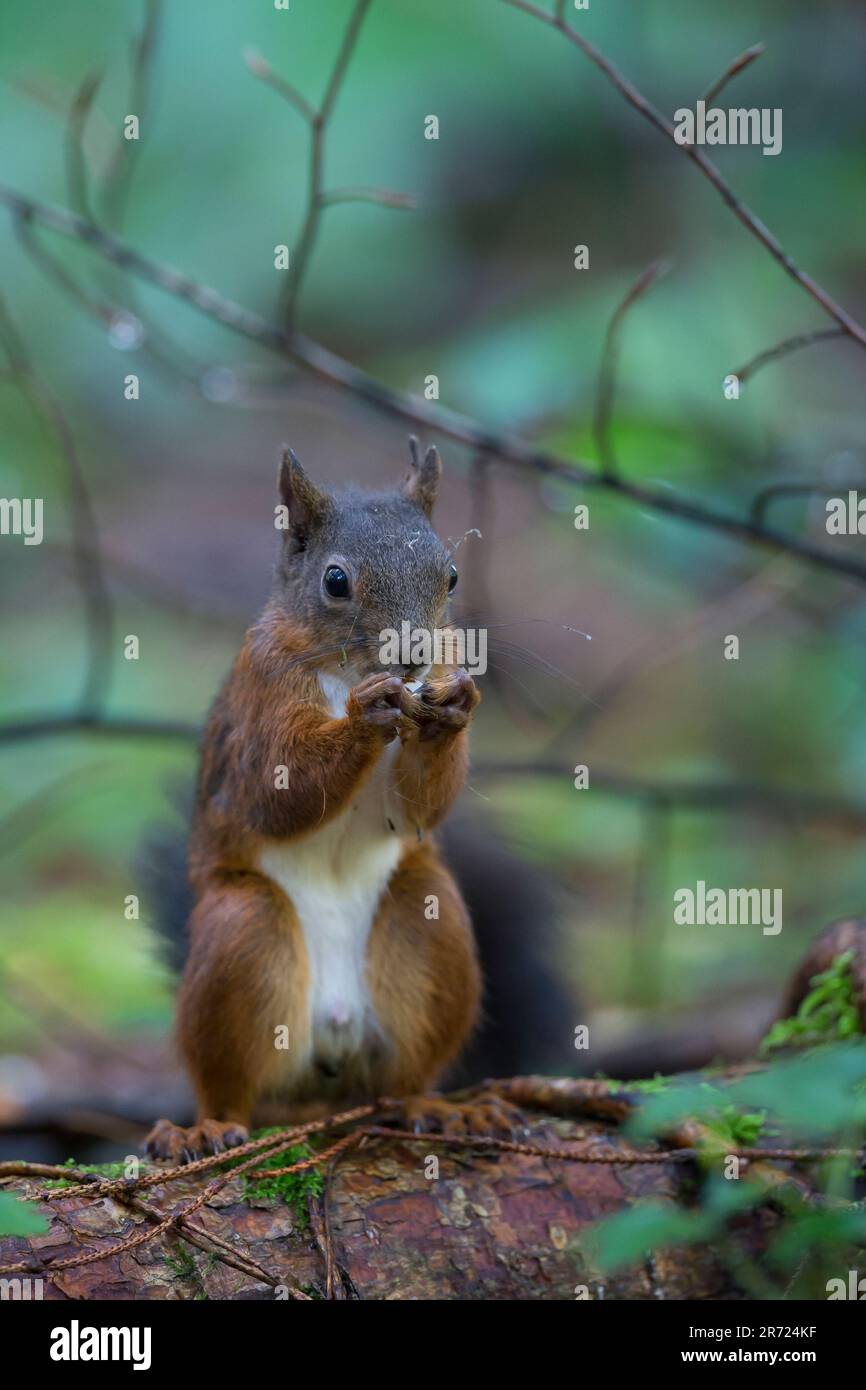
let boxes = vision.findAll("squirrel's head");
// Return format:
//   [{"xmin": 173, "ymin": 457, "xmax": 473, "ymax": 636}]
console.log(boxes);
[{"xmin": 273, "ymin": 438, "xmax": 458, "ymax": 680}]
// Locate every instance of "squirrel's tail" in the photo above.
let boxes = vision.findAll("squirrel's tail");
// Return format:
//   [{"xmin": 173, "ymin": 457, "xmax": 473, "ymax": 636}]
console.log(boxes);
[
  {"xmin": 138, "ymin": 798, "xmax": 574, "ymax": 1085},
  {"xmin": 439, "ymin": 810, "xmax": 573, "ymax": 1084},
  {"xmin": 138, "ymin": 795, "xmax": 193, "ymax": 978}
]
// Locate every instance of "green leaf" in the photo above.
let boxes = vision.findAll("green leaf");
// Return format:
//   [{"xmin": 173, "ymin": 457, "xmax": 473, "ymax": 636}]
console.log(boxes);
[
  {"xmin": 729, "ymin": 1043, "xmax": 866, "ymax": 1135},
  {"xmin": 769, "ymin": 1207, "xmax": 866, "ymax": 1267},
  {"xmin": 628, "ymin": 1042, "xmax": 866, "ymax": 1142},
  {"xmin": 584, "ymin": 1201, "xmax": 717, "ymax": 1274},
  {"xmin": 702, "ymin": 1175, "xmax": 766, "ymax": 1217},
  {"xmin": 761, "ymin": 951, "xmax": 861, "ymax": 1053},
  {"xmin": 0, "ymin": 1191, "xmax": 48, "ymax": 1236},
  {"xmin": 626, "ymin": 1080, "xmax": 726, "ymax": 1140}
]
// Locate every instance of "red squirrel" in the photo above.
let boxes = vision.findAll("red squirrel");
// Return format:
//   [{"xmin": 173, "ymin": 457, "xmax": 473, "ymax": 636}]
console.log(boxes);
[{"xmin": 145, "ymin": 440, "xmax": 485, "ymax": 1160}]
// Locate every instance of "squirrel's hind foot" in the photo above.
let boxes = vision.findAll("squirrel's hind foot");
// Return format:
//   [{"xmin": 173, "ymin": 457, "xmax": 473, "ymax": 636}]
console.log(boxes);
[{"xmin": 390, "ymin": 1091, "xmax": 526, "ymax": 1141}]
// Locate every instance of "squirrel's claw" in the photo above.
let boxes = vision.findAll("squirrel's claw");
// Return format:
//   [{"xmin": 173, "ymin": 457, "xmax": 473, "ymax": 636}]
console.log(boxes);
[{"xmin": 143, "ymin": 1117, "xmax": 249, "ymax": 1164}]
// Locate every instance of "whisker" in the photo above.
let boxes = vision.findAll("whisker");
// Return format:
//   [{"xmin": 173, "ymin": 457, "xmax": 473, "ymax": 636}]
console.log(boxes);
[
  {"xmin": 485, "ymin": 639, "xmax": 603, "ymax": 708},
  {"xmin": 481, "ymin": 656, "xmax": 552, "ymax": 718},
  {"xmin": 457, "ymin": 614, "xmax": 593, "ymax": 642}
]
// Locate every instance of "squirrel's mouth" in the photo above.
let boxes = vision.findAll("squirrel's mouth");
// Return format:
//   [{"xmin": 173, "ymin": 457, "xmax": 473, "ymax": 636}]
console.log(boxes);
[{"xmin": 383, "ymin": 662, "xmax": 431, "ymax": 685}]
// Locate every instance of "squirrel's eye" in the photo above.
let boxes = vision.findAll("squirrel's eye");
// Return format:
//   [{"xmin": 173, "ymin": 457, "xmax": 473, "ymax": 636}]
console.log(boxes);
[
  {"xmin": 323, "ymin": 565, "xmax": 351, "ymax": 599},
  {"xmin": 448, "ymin": 563, "xmax": 458, "ymax": 593}
]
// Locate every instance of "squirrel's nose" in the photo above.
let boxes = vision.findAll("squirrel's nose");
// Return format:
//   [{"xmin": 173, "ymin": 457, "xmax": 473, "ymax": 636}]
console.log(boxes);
[{"xmin": 393, "ymin": 661, "xmax": 425, "ymax": 680}]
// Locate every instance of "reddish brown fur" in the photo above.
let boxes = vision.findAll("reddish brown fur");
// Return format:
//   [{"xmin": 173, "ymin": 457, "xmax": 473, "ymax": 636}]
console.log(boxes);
[{"xmin": 146, "ymin": 607, "xmax": 482, "ymax": 1159}]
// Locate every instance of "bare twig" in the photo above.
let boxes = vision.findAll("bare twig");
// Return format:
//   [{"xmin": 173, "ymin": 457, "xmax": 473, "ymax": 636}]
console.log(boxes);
[
  {"xmin": 750, "ymin": 479, "xmax": 866, "ymax": 528},
  {"xmin": 0, "ymin": 295, "xmax": 114, "ymax": 715},
  {"xmin": 118, "ymin": 1188, "xmax": 309, "ymax": 1296},
  {"xmin": 0, "ymin": 712, "xmax": 198, "ymax": 746},
  {"xmin": 1, "ymin": 700, "xmax": 863, "ymax": 831},
  {"xmin": 701, "ymin": 42, "xmax": 765, "ymax": 105},
  {"xmin": 0, "ymin": 1162, "xmax": 99, "ymax": 1183},
  {"xmin": 256, "ymin": 0, "xmax": 376, "ymax": 325},
  {"xmin": 65, "ymin": 69, "xmax": 102, "ymax": 223},
  {"xmin": 502, "ymin": 0, "xmax": 866, "ymax": 349},
  {"xmin": 14, "ymin": 210, "xmax": 116, "ymax": 331},
  {"xmin": 475, "ymin": 760, "xmax": 866, "ymax": 831},
  {"xmin": 0, "ymin": 766, "xmax": 108, "ymax": 859},
  {"xmin": 15, "ymin": 202, "xmax": 208, "ymax": 384},
  {"xmin": 319, "ymin": 186, "xmax": 416, "ymax": 209},
  {"xmin": 593, "ymin": 258, "xmax": 671, "ymax": 479},
  {"xmin": 734, "ymin": 328, "xmax": 846, "ymax": 385},
  {"xmin": 244, "ymin": 48, "xmax": 316, "ymax": 123},
  {"xmin": 2, "ymin": 187, "xmax": 866, "ymax": 586},
  {"xmin": 549, "ymin": 555, "xmax": 797, "ymax": 747},
  {"xmin": 53, "ymin": 2, "xmax": 203, "ymax": 384},
  {"xmin": 0, "ymin": 536, "xmax": 248, "ymax": 626},
  {"xmin": 100, "ymin": 0, "xmax": 163, "ymax": 233}
]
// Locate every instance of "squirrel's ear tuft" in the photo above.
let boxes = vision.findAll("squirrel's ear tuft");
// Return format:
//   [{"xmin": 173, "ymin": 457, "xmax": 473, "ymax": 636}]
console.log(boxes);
[
  {"xmin": 402, "ymin": 436, "xmax": 442, "ymax": 517},
  {"xmin": 278, "ymin": 448, "xmax": 328, "ymax": 549}
]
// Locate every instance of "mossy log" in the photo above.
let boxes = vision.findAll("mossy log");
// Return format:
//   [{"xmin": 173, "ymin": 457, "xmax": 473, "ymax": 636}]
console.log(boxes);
[
  {"xmin": 0, "ymin": 1086, "xmax": 781, "ymax": 1301},
  {"xmin": 4, "ymin": 924, "xmax": 864, "ymax": 1301}
]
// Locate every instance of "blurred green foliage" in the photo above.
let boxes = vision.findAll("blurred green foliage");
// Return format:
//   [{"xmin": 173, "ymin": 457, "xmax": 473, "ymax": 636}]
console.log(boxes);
[
  {"xmin": 587, "ymin": 1040, "xmax": 866, "ymax": 1293},
  {"xmin": 0, "ymin": 1190, "xmax": 48, "ymax": 1236}
]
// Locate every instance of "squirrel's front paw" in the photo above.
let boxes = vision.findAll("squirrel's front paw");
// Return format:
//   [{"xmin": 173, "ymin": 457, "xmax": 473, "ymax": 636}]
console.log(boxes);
[
  {"xmin": 416, "ymin": 668, "xmax": 480, "ymax": 740},
  {"xmin": 144, "ymin": 1117, "xmax": 249, "ymax": 1164},
  {"xmin": 347, "ymin": 672, "xmax": 414, "ymax": 740}
]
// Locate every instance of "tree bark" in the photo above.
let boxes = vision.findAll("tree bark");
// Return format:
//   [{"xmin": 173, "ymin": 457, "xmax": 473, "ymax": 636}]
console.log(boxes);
[
  {"xmin": 0, "ymin": 1091, "xmax": 778, "ymax": 1301},
  {"xmin": 1, "ymin": 928, "xmax": 859, "ymax": 1301}
]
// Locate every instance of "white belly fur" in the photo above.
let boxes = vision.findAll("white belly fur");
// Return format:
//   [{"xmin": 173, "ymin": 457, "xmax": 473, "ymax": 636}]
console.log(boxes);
[{"xmin": 256, "ymin": 671, "xmax": 403, "ymax": 1074}]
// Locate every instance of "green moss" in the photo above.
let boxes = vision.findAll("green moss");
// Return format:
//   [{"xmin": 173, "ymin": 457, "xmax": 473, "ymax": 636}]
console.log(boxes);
[
  {"xmin": 761, "ymin": 950, "xmax": 860, "ymax": 1054},
  {"xmin": 224, "ymin": 1129, "xmax": 324, "ymax": 1228},
  {"xmin": 704, "ymin": 1102, "xmax": 766, "ymax": 1150},
  {"xmin": 41, "ymin": 1132, "xmax": 324, "ymax": 1228},
  {"xmin": 43, "ymin": 1157, "xmax": 131, "ymax": 1189},
  {"xmin": 628, "ymin": 1074, "xmax": 670, "ymax": 1094},
  {"xmin": 163, "ymin": 1246, "xmax": 198, "ymax": 1281}
]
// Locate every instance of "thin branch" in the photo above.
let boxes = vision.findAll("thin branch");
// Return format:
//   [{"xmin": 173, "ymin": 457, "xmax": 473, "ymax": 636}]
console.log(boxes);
[
  {"xmin": 319, "ymin": 0, "xmax": 374, "ymax": 129},
  {"xmin": 0, "ymin": 766, "xmax": 108, "ymax": 859},
  {"xmin": 117, "ymin": 1190, "xmax": 301, "ymax": 1294},
  {"xmin": 58, "ymin": 3, "xmax": 203, "ymax": 384},
  {"xmin": 276, "ymin": 0, "xmax": 375, "ymax": 325},
  {"xmin": 547, "ymin": 553, "xmax": 796, "ymax": 749},
  {"xmin": 1, "ymin": 705, "xmax": 865, "ymax": 833},
  {"xmin": 26, "ymin": 25, "xmax": 211, "ymax": 387},
  {"xmin": 750, "ymin": 480, "xmax": 866, "ymax": 528},
  {"xmin": 476, "ymin": 760, "xmax": 866, "ymax": 831},
  {"xmin": 16, "ymin": 203, "xmax": 212, "ymax": 386},
  {"xmin": 319, "ymin": 186, "xmax": 416, "ymax": 209},
  {"xmin": 14, "ymin": 209, "xmax": 116, "ymax": 330},
  {"xmin": 0, "ymin": 713, "xmax": 198, "ymax": 747},
  {"xmin": 1, "ymin": 537, "xmax": 248, "ymax": 627},
  {"xmin": 734, "ymin": 327, "xmax": 846, "ymax": 385},
  {"xmin": 3, "ymin": 187, "xmax": 866, "ymax": 585},
  {"xmin": 64, "ymin": 68, "xmax": 102, "ymax": 223},
  {"xmin": 0, "ymin": 295, "xmax": 114, "ymax": 716},
  {"xmin": 593, "ymin": 258, "xmax": 671, "ymax": 479},
  {"xmin": 244, "ymin": 48, "xmax": 316, "ymax": 123},
  {"xmin": 100, "ymin": 0, "xmax": 163, "ymax": 233},
  {"xmin": 502, "ymin": 0, "xmax": 866, "ymax": 350},
  {"xmin": 15, "ymin": 204, "xmax": 204, "ymax": 381},
  {"xmin": 701, "ymin": 42, "xmax": 765, "ymax": 105}
]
